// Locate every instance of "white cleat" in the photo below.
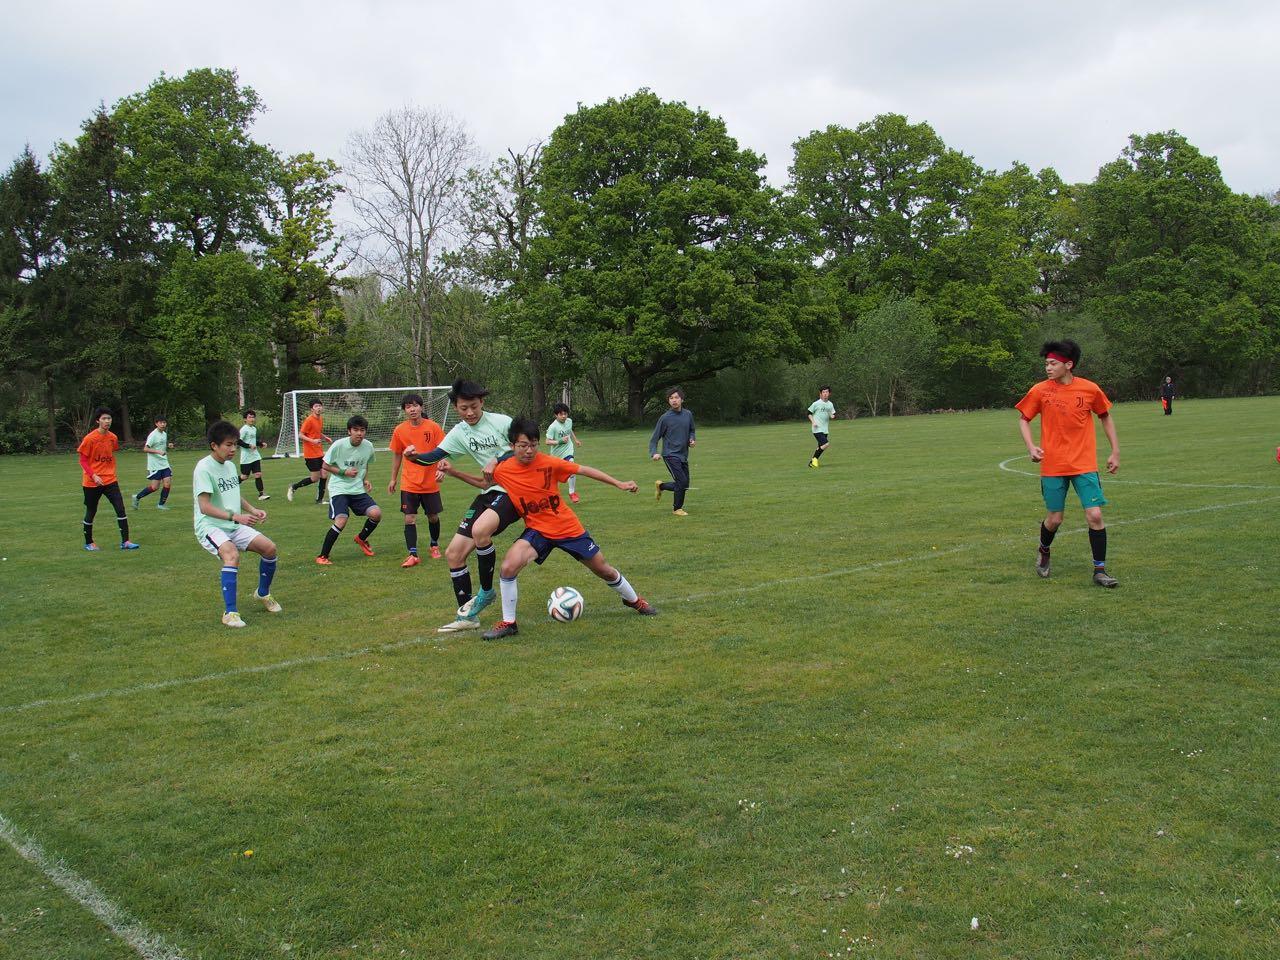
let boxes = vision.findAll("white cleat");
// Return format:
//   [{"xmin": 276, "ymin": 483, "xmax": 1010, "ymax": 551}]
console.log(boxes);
[
  {"xmin": 222, "ymin": 612, "xmax": 247, "ymax": 628},
  {"xmin": 437, "ymin": 616, "xmax": 481, "ymax": 633},
  {"xmin": 255, "ymin": 592, "xmax": 282, "ymax": 613},
  {"xmin": 286, "ymin": 486, "xmax": 295, "ymax": 502}
]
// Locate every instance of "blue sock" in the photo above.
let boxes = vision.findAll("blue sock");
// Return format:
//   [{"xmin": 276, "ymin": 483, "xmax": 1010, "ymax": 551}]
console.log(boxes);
[
  {"xmin": 221, "ymin": 566, "xmax": 238, "ymax": 613},
  {"xmin": 258, "ymin": 556, "xmax": 277, "ymax": 597},
  {"xmin": 136, "ymin": 486, "xmax": 154, "ymax": 501},
  {"xmin": 159, "ymin": 486, "xmax": 170, "ymax": 505}
]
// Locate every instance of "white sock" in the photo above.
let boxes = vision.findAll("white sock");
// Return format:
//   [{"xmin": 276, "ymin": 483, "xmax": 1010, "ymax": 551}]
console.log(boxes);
[
  {"xmin": 606, "ymin": 571, "xmax": 638, "ymax": 603},
  {"xmin": 568, "ymin": 475, "xmax": 576, "ymax": 494},
  {"xmin": 500, "ymin": 577, "xmax": 519, "ymax": 622}
]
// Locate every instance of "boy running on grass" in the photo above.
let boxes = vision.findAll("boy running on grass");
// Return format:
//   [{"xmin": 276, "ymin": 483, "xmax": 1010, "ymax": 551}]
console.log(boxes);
[
  {"xmin": 402, "ymin": 379, "xmax": 519, "ymax": 633},
  {"xmin": 316, "ymin": 415, "xmax": 382, "ymax": 565},
  {"xmin": 546, "ymin": 402, "xmax": 583, "ymax": 503},
  {"xmin": 1015, "ymin": 339, "xmax": 1121, "ymax": 588},
  {"xmin": 388, "ymin": 393, "xmax": 446, "ymax": 567},
  {"xmin": 78, "ymin": 407, "xmax": 139, "ymax": 551},
  {"xmin": 807, "ymin": 386, "xmax": 836, "ymax": 468},
  {"xmin": 462, "ymin": 418, "xmax": 656, "ymax": 640},
  {"xmin": 650, "ymin": 387, "xmax": 695, "ymax": 516},
  {"xmin": 287, "ymin": 400, "xmax": 331, "ymax": 503},
  {"xmin": 132, "ymin": 414, "xmax": 174, "ymax": 510},
  {"xmin": 238, "ymin": 409, "xmax": 270, "ymax": 500},
  {"xmin": 194, "ymin": 420, "xmax": 281, "ymax": 628}
]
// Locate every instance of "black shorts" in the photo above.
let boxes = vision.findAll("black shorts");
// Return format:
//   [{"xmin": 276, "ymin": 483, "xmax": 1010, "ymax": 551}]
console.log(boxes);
[
  {"xmin": 330, "ymin": 493, "xmax": 378, "ymax": 520},
  {"xmin": 456, "ymin": 490, "xmax": 520, "ymax": 539},
  {"xmin": 304, "ymin": 457, "xmax": 324, "ymax": 472},
  {"xmin": 401, "ymin": 490, "xmax": 444, "ymax": 516},
  {"xmin": 813, "ymin": 432, "xmax": 829, "ymax": 446},
  {"xmin": 240, "ymin": 459, "xmax": 263, "ymax": 476}
]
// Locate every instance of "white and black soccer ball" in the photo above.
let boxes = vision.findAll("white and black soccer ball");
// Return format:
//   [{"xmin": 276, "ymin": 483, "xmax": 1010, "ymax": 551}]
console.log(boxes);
[{"xmin": 547, "ymin": 586, "xmax": 584, "ymax": 622}]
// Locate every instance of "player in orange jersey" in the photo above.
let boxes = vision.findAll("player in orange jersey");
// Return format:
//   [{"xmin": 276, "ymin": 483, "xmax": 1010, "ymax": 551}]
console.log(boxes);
[
  {"xmin": 286, "ymin": 400, "xmax": 332, "ymax": 503},
  {"xmin": 1016, "ymin": 340, "xmax": 1120, "ymax": 588},
  {"xmin": 388, "ymin": 393, "xmax": 446, "ymax": 566},
  {"xmin": 77, "ymin": 407, "xmax": 139, "ymax": 551}
]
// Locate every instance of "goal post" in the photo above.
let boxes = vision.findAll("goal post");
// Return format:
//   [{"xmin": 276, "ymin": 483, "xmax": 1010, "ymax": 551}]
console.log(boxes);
[{"xmin": 274, "ymin": 387, "xmax": 457, "ymax": 457}]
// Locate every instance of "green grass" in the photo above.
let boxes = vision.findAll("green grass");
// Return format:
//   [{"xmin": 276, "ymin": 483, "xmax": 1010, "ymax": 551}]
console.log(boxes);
[{"xmin": 1, "ymin": 397, "xmax": 1278, "ymax": 959}]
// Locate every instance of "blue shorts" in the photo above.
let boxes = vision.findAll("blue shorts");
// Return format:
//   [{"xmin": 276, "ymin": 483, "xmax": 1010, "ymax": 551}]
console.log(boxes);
[
  {"xmin": 812, "ymin": 432, "xmax": 829, "ymax": 446},
  {"xmin": 1041, "ymin": 473, "xmax": 1107, "ymax": 512},
  {"xmin": 147, "ymin": 467, "xmax": 173, "ymax": 481},
  {"xmin": 330, "ymin": 493, "xmax": 378, "ymax": 520},
  {"xmin": 521, "ymin": 528, "xmax": 600, "ymax": 565}
]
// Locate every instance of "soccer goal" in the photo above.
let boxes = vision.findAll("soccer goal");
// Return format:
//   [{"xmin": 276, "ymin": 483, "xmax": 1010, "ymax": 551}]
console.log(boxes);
[{"xmin": 273, "ymin": 387, "xmax": 456, "ymax": 457}]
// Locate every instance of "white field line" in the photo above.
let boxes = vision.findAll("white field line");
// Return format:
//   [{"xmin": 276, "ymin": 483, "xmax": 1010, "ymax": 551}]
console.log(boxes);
[
  {"xmin": 0, "ymin": 811, "xmax": 186, "ymax": 960},
  {"xmin": 997, "ymin": 455, "xmax": 1280, "ymax": 490},
  {"xmin": 5, "ymin": 493, "xmax": 1279, "ymax": 714}
]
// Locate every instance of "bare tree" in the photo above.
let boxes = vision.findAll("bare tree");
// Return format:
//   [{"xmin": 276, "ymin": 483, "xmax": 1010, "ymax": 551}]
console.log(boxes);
[{"xmin": 345, "ymin": 106, "xmax": 476, "ymax": 384}]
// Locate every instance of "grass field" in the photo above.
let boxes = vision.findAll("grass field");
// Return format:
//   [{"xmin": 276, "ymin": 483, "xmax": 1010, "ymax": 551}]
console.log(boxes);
[{"xmin": 1, "ymin": 397, "xmax": 1278, "ymax": 959}]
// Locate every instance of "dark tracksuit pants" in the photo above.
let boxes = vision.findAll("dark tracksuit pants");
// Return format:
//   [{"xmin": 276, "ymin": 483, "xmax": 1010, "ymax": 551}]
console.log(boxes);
[{"xmin": 660, "ymin": 456, "xmax": 690, "ymax": 510}]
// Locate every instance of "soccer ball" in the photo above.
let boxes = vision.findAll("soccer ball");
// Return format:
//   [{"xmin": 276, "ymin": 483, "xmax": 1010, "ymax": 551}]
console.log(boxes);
[{"xmin": 548, "ymin": 586, "xmax": 584, "ymax": 622}]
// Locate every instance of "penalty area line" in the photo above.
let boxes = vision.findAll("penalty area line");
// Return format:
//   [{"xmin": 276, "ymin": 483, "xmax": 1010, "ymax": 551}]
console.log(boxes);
[{"xmin": 0, "ymin": 811, "xmax": 186, "ymax": 959}]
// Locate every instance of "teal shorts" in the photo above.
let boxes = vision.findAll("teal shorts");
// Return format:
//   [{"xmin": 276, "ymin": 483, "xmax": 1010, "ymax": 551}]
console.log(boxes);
[{"xmin": 1041, "ymin": 472, "xmax": 1107, "ymax": 512}]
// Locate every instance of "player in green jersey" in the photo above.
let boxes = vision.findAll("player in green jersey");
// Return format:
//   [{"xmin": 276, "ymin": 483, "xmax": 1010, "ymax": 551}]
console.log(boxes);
[
  {"xmin": 238, "ymin": 409, "xmax": 270, "ymax": 500},
  {"xmin": 133, "ymin": 414, "xmax": 174, "ymax": 509},
  {"xmin": 315, "ymin": 415, "xmax": 382, "ymax": 564},
  {"xmin": 545, "ymin": 402, "xmax": 583, "ymax": 503},
  {"xmin": 807, "ymin": 387, "xmax": 836, "ymax": 468}
]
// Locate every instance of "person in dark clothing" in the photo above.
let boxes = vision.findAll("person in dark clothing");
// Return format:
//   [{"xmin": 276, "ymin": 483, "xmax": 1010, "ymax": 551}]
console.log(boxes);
[
  {"xmin": 649, "ymin": 388, "xmax": 696, "ymax": 516},
  {"xmin": 1160, "ymin": 376, "xmax": 1176, "ymax": 415}
]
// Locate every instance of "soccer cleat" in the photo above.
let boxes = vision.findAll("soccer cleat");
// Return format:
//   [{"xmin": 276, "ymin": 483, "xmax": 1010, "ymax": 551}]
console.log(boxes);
[
  {"xmin": 83, "ymin": 542, "xmax": 100, "ymax": 552},
  {"xmin": 459, "ymin": 586, "xmax": 496, "ymax": 619},
  {"xmin": 569, "ymin": 492, "xmax": 580, "ymax": 503},
  {"xmin": 354, "ymin": 536, "xmax": 375, "ymax": 557},
  {"xmin": 222, "ymin": 612, "xmax": 247, "ymax": 628},
  {"xmin": 654, "ymin": 479, "xmax": 663, "ymax": 501},
  {"xmin": 286, "ymin": 485, "xmax": 295, "ymax": 502},
  {"xmin": 429, "ymin": 545, "xmax": 442, "ymax": 560},
  {"xmin": 120, "ymin": 541, "xmax": 140, "ymax": 550},
  {"xmin": 672, "ymin": 509, "xmax": 689, "ymax": 517},
  {"xmin": 401, "ymin": 554, "xmax": 421, "ymax": 568},
  {"xmin": 258, "ymin": 493, "xmax": 271, "ymax": 501},
  {"xmin": 437, "ymin": 615, "xmax": 481, "ymax": 633},
  {"xmin": 809, "ymin": 457, "xmax": 820, "ymax": 468},
  {"xmin": 1035, "ymin": 547, "xmax": 1051, "ymax": 578},
  {"xmin": 482, "ymin": 620, "xmax": 519, "ymax": 641},
  {"xmin": 1092, "ymin": 567, "xmax": 1119, "ymax": 588},
  {"xmin": 315, "ymin": 555, "xmax": 333, "ymax": 566},
  {"xmin": 255, "ymin": 592, "xmax": 282, "ymax": 613},
  {"xmin": 156, "ymin": 503, "xmax": 170, "ymax": 510},
  {"xmin": 131, "ymin": 492, "xmax": 141, "ymax": 508},
  {"xmin": 624, "ymin": 596, "xmax": 658, "ymax": 616}
]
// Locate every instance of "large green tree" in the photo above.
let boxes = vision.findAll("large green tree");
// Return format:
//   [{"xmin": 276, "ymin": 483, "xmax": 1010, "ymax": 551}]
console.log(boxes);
[{"xmin": 524, "ymin": 90, "xmax": 835, "ymax": 420}]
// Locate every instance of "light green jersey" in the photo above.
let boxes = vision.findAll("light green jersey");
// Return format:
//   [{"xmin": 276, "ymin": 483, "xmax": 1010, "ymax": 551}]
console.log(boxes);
[
  {"xmin": 145, "ymin": 429, "xmax": 170, "ymax": 473},
  {"xmin": 324, "ymin": 437, "xmax": 375, "ymax": 497},
  {"xmin": 239, "ymin": 423, "xmax": 260, "ymax": 465},
  {"xmin": 192, "ymin": 454, "xmax": 241, "ymax": 539},
  {"xmin": 808, "ymin": 399, "xmax": 835, "ymax": 434},
  {"xmin": 438, "ymin": 412, "xmax": 513, "ymax": 493},
  {"xmin": 546, "ymin": 417, "xmax": 575, "ymax": 459}
]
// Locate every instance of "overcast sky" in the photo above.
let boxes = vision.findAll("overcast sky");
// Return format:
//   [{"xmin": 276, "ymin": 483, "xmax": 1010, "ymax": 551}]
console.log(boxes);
[{"xmin": 3, "ymin": 0, "xmax": 1277, "ymax": 195}]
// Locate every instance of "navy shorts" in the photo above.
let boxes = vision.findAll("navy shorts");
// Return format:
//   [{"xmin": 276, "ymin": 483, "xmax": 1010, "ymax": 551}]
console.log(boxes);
[
  {"xmin": 401, "ymin": 490, "xmax": 444, "ymax": 515},
  {"xmin": 330, "ymin": 492, "xmax": 378, "ymax": 520},
  {"xmin": 812, "ymin": 432, "xmax": 829, "ymax": 446},
  {"xmin": 239, "ymin": 459, "xmax": 262, "ymax": 476},
  {"xmin": 147, "ymin": 467, "xmax": 173, "ymax": 481},
  {"xmin": 457, "ymin": 490, "xmax": 521, "ymax": 539},
  {"xmin": 521, "ymin": 528, "xmax": 601, "ymax": 565}
]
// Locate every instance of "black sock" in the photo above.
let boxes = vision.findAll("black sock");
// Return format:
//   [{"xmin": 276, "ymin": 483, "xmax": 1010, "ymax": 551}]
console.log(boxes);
[
  {"xmin": 358, "ymin": 517, "xmax": 380, "ymax": 541},
  {"xmin": 255, "ymin": 476, "xmax": 264, "ymax": 495},
  {"xmin": 292, "ymin": 477, "xmax": 313, "ymax": 490},
  {"xmin": 1088, "ymin": 527, "xmax": 1107, "ymax": 566},
  {"xmin": 1040, "ymin": 522, "xmax": 1057, "ymax": 551},
  {"xmin": 159, "ymin": 486, "xmax": 169, "ymax": 505},
  {"xmin": 477, "ymin": 544, "xmax": 496, "ymax": 592},
  {"xmin": 450, "ymin": 566, "xmax": 473, "ymax": 608},
  {"xmin": 814, "ymin": 447, "xmax": 825, "ymax": 459},
  {"xmin": 316, "ymin": 477, "xmax": 327, "ymax": 502},
  {"xmin": 428, "ymin": 518, "xmax": 440, "ymax": 546},
  {"xmin": 117, "ymin": 515, "xmax": 130, "ymax": 543},
  {"xmin": 405, "ymin": 524, "xmax": 418, "ymax": 554},
  {"xmin": 320, "ymin": 524, "xmax": 341, "ymax": 558},
  {"xmin": 83, "ymin": 519, "xmax": 94, "ymax": 545},
  {"xmin": 136, "ymin": 486, "xmax": 154, "ymax": 502}
]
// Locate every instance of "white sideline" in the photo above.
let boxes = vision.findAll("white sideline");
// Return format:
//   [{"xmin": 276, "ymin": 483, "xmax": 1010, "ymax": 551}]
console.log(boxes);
[
  {"xmin": 997, "ymin": 454, "xmax": 1280, "ymax": 490},
  {"xmin": 0, "ymin": 811, "xmax": 186, "ymax": 959}
]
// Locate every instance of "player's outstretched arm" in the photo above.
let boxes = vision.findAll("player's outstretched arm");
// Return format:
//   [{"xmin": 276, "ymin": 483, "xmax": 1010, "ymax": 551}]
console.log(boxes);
[
  {"xmin": 439, "ymin": 463, "xmax": 489, "ymax": 490},
  {"xmin": 576, "ymin": 464, "xmax": 637, "ymax": 492},
  {"xmin": 402, "ymin": 444, "xmax": 450, "ymax": 467}
]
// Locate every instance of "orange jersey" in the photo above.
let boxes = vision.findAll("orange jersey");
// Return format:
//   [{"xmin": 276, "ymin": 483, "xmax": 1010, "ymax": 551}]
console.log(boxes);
[
  {"xmin": 300, "ymin": 413, "xmax": 325, "ymax": 458},
  {"xmin": 77, "ymin": 430, "xmax": 119, "ymax": 487},
  {"xmin": 389, "ymin": 418, "xmax": 445, "ymax": 493},
  {"xmin": 1015, "ymin": 376, "xmax": 1112, "ymax": 477},
  {"xmin": 493, "ymin": 452, "xmax": 584, "ymax": 540}
]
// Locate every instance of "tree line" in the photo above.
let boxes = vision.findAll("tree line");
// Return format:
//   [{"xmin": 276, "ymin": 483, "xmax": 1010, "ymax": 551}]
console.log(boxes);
[{"xmin": 2, "ymin": 71, "xmax": 1277, "ymax": 452}]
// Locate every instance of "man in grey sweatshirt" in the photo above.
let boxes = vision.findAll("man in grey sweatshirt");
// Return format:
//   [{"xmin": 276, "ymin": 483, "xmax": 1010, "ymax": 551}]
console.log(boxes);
[{"xmin": 649, "ymin": 388, "xmax": 696, "ymax": 516}]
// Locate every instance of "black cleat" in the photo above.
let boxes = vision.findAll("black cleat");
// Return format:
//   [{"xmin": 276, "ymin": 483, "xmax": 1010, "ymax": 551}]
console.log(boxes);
[
  {"xmin": 482, "ymin": 620, "xmax": 519, "ymax": 640},
  {"xmin": 1035, "ymin": 547, "xmax": 1051, "ymax": 578}
]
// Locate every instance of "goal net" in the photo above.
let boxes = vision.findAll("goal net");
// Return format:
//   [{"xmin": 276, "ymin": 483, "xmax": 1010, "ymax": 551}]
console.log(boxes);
[{"xmin": 273, "ymin": 387, "xmax": 457, "ymax": 457}]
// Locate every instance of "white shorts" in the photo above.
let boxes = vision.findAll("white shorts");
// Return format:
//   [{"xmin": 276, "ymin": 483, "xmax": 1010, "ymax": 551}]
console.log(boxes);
[{"xmin": 197, "ymin": 524, "xmax": 263, "ymax": 557}]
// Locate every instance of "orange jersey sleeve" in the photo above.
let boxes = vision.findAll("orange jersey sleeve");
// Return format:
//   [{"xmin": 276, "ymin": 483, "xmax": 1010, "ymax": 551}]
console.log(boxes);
[
  {"xmin": 77, "ymin": 431, "xmax": 119, "ymax": 487},
  {"xmin": 1016, "ymin": 378, "xmax": 1111, "ymax": 477},
  {"xmin": 300, "ymin": 415, "xmax": 325, "ymax": 458},
  {"xmin": 495, "ymin": 453, "xmax": 584, "ymax": 540},
  {"xmin": 390, "ymin": 419, "xmax": 444, "ymax": 493}
]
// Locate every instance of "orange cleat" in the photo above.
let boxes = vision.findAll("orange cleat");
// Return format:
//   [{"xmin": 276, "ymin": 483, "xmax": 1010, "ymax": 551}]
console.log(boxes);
[
  {"xmin": 401, "ymin": 554, "xmax": 421, "ymax": 568},
  {"xmin": 429, "ymin": 545, "xmax": 442, "ymax": 560},
  {"xmin": 354, "ymin": 536, "xmax": 375, "ymax": 557},
  {"xmin": 315, "ymin": 555, "xmax": 333, "ymax": 566}
]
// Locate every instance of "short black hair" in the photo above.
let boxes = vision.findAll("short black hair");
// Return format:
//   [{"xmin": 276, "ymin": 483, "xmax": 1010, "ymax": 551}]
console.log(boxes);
[
  {"xmin": 401, "ymin": 393, "xmax": 424, "ymax": 410},
  {"xmin": 552, "ymin": 402, "xmax": 570, "ymax": 415},
  {"xmin": 92, "ymin": 406, "xmax": 112, "ymax": 422},
  {"xmin": 667, "ymin": 387, "xmax": 685, "ymax": 400},
  {"xmin": 242, "ymin": 408, "xmax": 255, "ymax": 418},
  {"xmin": 310, "ymin": 399, "xmax": 323, "ymax": 409},
  {"xmin": 449, "ymin": 379, "xmax": 489, "ymax": 404},
  {"xmin": 208, "ymin": 420, "xmax": 238, "ymax": 446},
  {"xmin": 1041, "ymin": 339, "xmax": 1081, "ymax": 368},
  {"xmin": 819, "ymin": 386, "xmax": 831, "ymax": 393},
  {"xmin": 153, "ymin": 413, "xmax": 168, "ymax": 423},
  {"xmin": 347, "ymin": 415, "xmax": 369, "ymax": 431},
  {"xmin": 508, "ymin": 417, "xmax": 541, "ymax": 444}
]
